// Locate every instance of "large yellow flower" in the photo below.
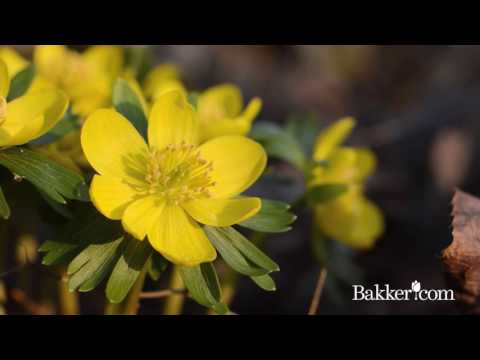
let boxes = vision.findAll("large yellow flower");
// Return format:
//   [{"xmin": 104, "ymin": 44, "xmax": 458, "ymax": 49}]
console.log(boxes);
[
  {"xmin": 197, "ymin": 84, "xmax": 262, "ymax": 142},
  {"xmin": 309, "ymin": 117, "xmax": 384, "ymax": 249},
  {"xmin": 81, "ymin": 91, "xmax": 267, "ymax": 267},
  {"xmin": 0, "ymin": 59, "xmax": 69, "ymax": 147},
  {"xmin": 33, "ymin": 45, "xmax": 124, "ymax": 117}
]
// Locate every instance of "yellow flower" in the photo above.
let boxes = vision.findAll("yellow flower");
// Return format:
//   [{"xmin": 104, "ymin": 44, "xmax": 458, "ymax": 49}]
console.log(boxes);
[
  {"xmin": 196, "ymin": 84, "xmax": 262, "ymax": 142},
  {"xmin": 309, "ymin": 117, "xmax": 384, "ymax": 249},
  {"xmin": 33, "ymin": 45, "xmax": 124, "ymax": 117},
  {"xmin": 81, "ymin": 91, "xmax": 267, "ymax": 267},
  {"xmin": 0, "ymin": 59, "xmax": 69, "ymax": 147}
]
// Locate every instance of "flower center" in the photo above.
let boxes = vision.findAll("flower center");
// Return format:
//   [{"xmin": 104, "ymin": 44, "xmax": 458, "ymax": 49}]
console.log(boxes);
[
  {"xmin": 0, "ymin": 97, "xmax": 7, "ymax": 125},
  {"xmin": 142, "ymin": 142, "xmax": 216, "ymax": 205}
]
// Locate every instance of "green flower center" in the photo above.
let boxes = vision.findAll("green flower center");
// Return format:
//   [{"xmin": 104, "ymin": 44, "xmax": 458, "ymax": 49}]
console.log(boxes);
[
  {"xmin": 0, "ymin": 96, "xmax": 7, "ymax": 125},
  {"xmin": 143, "ymin": 142, "xmax": 216, "ymax": 205}
]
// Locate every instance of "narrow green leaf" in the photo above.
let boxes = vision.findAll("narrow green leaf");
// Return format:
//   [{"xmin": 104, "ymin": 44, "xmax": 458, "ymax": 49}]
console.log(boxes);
[
  {"xmin": 68, "ymin": 237, "xmax": 124, "ymax": 292},
  {"xmin": 0, "ymin": 185, "xmax": 10, "ymax": 220},
  {"xmin": 39, "ymin": 206, "xmax": 121, "ymax": 266},
  {"xmin": 7, "ymin": 65, "xmax": 35, "ymax": 102},
  {"xmin": 205, "ymin": 226, "xmax": 269, "ymax": 276},
  {"xmin": 222, "ymin": 227, "xmax": 280, "ymax": 273},
  {"xmin": 113, "ymin": 78, "xmax": 148, "ymax": 139},
  {"xmin": 251, "ymin": 274, "xmax": 276, "ymax": 292},
  {"xmin": 106, "ymin": 236, "xmax": 153, "ymax": 303},
  {"xmin": 239, "ymin": 199, "xmax": 296, "ymax": 233},
  {"xmin": 148, "ymin": 252, "xmax": 168, "ymax": 281},
  {"xmin": 0, "ymin": 147, "xmax": 89, "ymax": 204},
  {"xmin": 179, "ymin": 263, "xmax": 228, "ymax": 314},
  {"xmin": 306, "ymin": 184, "xmax": 348, "ymax": 206},
  {"xmin": 251, "ymin": 122, "xmax": 307, "ymax": 170}
]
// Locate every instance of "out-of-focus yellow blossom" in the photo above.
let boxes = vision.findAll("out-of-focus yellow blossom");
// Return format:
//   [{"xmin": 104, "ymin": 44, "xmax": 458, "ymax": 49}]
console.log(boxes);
[
  {"xmin": 33, "ymin": 45, "xmax": 124, "ymax": 117},
  {"xmin": 143, "ymin": 64, "xmax": 183, "ymax": 99},
  {"xmin": 0, "ymin": 47, "xmax": 29, "ymax": 78},
  {"xmin": 81, "ymin": 90, "xmax": 267, "ymax": 266},
  {"xmin": 309, "ymin": 117, "xmax": 384, "ymax": 250},
  {"xmin": 196, "ymin": 84, "xmax": 262, "ymax": 143},
  {"xmin": 0, "ymin": 59, "xmax": 69, "ymax": 147},
  {"xmin": 34, "ymin": 131, "xmax": 88, "ymax": 174}
]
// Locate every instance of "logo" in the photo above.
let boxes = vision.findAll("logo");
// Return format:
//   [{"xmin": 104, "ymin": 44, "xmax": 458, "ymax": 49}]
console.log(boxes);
[{"xmin": 352, "ymin": 281, "xmax": 455, "ymax": 302}]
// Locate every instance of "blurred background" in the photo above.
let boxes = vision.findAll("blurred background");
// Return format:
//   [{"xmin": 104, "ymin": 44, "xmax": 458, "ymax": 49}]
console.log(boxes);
[{"xmin": 4, "ymin": 45, "xmax": 480, "ymax": 315}]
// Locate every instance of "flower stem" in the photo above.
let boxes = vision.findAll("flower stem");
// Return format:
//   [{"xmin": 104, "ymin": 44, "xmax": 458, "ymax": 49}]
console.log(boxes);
[
  {"xmin": 308, "ymin": 268, "xmax": 328, "ymax": 315},
  {"xmin": 163, "ymin": 266, "xmax": 185, "ymax": 315},
  {"xmin": 123, "ymin": 266, "xmax": 148, "ymax": 315},
  {"xmin": 58, "ymin": 271, "xmax": 79, "ymax": 315},
  {"xmin": 104, "ymin": 301, "xmax": 124, "ymax": 315}
]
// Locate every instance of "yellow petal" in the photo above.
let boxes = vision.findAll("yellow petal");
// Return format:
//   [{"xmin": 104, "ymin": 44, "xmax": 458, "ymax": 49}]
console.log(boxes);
[
  {"xmin": 122, "ymin": 196, "xmax": 165, "ymax": 240},
  {"xmin": 0, "ymin": 59, "xmax": 10, "ymax": 98},
  {"xmin": 183, "ymin": 197, "xmax": 261, "ymax": 227},
  {"xmin": 90, "ymin": 175, "xmax": 139, "ymax": 220},
  {"xmin": 313, "ymin": 117, "xmax": 356, "ymax": 161},
  {"xmin": 198, "ymin": 136, "xmax": 267, "ymax": 198},
  {"xmin": 144, "ymin": 64, "xmax": 181, "ymax": 98},
  {"xmin": 355, "ymin": 148, "xmax": 377, "ymax": 182},
  {"xmin": 151, "ymin": 79, "xmax": 187, "ymax": 101},
  {"xmin": 34, "ymin": 45, "xmax": 69, "ymax": 85},
  {"xmin": 0, "ymin": 90, "xmax": 69, "ymax": 147},
  {"xmin": 309, "ymin": 147, "xmax": 377, "ymax": 187},
  {"xmin": 148, "ymin": 90, "xmax": 198, "ymax": 150},
  {"xmin": 0, "ymin": 47, "xmax": 29, "ymax": 78},
  {"xmin": 199, "ymin": 98, "xmax": 262, "ymax": 142},
  {"xmin": 83, "ymin": 45, "xmax": 124, "ymax": 80},
  {"xmin": 81, "ymin": 109, "xmax": 149, "ymax": 185},
  {"xmin": 27, "ymin": 75, "xmax": 58, "ymax": 94},
  {"xmin": 315, "ymin": 191, "xmax": 384, "ymax": 250},
  {"xmin": 198, "ymin": 84, "xmax": 244, "ymax": 119},
  {"xmin": 148, "ymin": 205, "xmax": 216, "ymax": 267}
]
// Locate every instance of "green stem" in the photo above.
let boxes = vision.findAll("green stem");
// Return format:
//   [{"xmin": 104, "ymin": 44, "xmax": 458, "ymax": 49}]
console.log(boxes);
[
  {"xmin": 123, "ymin": 266, "xmax": 148, "ymax": 315},
  {"xmin": 104, "ymin": 301, "xmax": 124, "ymax": 315},
  {"xmin": 163, "ymin": 266, "xmax": 185, "ymax": 315},
  {"xmin": 58, "ymin": 272, "xmax": 80, "ymax": 315}
]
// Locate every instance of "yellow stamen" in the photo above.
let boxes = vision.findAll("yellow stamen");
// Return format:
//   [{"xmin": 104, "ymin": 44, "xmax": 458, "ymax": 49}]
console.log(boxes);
[{"xmin": 142, "ymin": 143, "xmax": 216, "ymax": 205}]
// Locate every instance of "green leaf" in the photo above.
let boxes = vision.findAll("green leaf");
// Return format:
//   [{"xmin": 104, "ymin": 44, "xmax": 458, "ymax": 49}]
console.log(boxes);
[
  {"xmin": 251, "ymin": 274, "xmax": 276, "ymax": 292},
  {"xmin": 179, "ymin": 263, "xmax": 228, "ymax": 314},
  {"xmin": 7, "ymin": 65, "xmax": 35, "ymax": 102},
  {"xmin": 239, "ymin": 199, "xmax": 296, "ymax": 233},
  {"xmin": 38, "ymin": 190, "xmax": 73, "ymax": 219},
  {"xmin": 205, "ymin": 226, "xmax": 269, "ymax": 276},
  {"xmin": 106, "ymin": 236, "xmax": 153, "ymax": 304},
  {"xmin": 113, "ymin": 78, "xmax": 148, "ymax": 139},
  {"xmin": 306, "ymin": 184, "xmax": 348, "ymax": 206},
  {"xmin": 251, "ymin": 122, "xmax": 307, "ymax": 170},
  {"xmin": 0, "ymin": 185, "xmax": 10, "ymax": 220},
  {"xmin": 285, "ymin": 114, "xmax": 321, "ymax": 156},
  {"xmin": 148, "ymin": 252, "xmax": 168, "ymax": 281},
  {"xmin": 68, "ymin": 237, "xmax": 124, "ymax": 292},
  {"xmin": 0, "ymin": 147, "xmax": 89, "ymax": 204},
  {"xmin": 39, "ymin": 206, "xmax": 121, "ymax": 266},
  {"xmin": 29, "ymin": 110, "xmax": 81, "ymax": 146},
  {"xmin": 218, "ymin": 227, "xmax": 279, "ymax": 273}
]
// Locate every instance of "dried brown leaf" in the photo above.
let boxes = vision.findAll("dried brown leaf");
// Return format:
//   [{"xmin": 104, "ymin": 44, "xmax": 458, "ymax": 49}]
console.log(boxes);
[{"xmin": 443, "ymin": 189, "xmax": 480, "ymax": 314}]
